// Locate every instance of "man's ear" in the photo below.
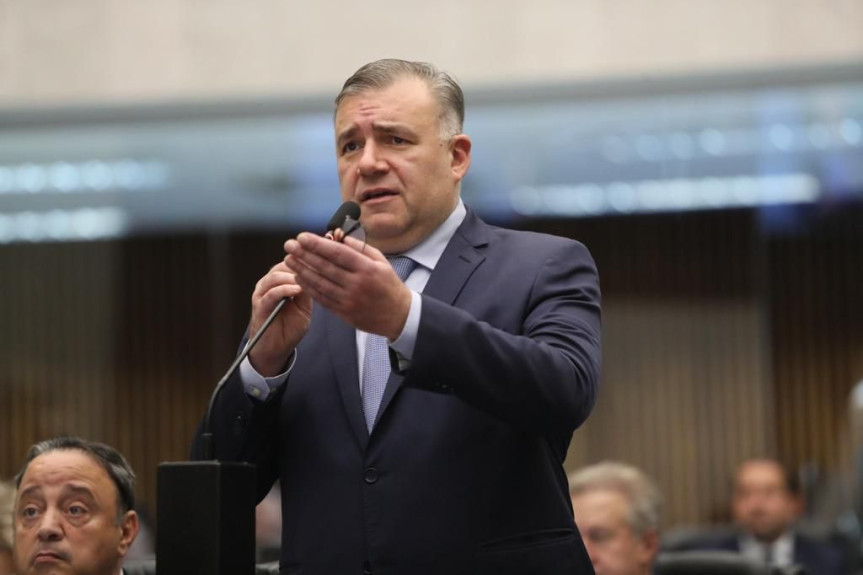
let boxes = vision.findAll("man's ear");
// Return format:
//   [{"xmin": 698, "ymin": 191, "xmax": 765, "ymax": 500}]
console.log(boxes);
[
  {"xmin": 790, "ymin": 494, "xmax": 805, "ymax": 519},
  {"xmin": 117, "ymin": 510, "xmax": 140, "ymax": 556},
  {"xmin": 450, "ymin": 134, "xmax": 472, "ymax": 182},
  {"xmin": 637, "ymin": 528, "xmax": 660, "ymax": 565}
]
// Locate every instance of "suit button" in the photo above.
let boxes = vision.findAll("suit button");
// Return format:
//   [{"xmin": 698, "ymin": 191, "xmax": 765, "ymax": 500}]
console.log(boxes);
[
  {"xmin": 363, "ymin": 560, "xmax": 373, "ymax": 574},
  {"xmin": 363, "ymin": 467, "xmax": 379, "ymax": 484}
]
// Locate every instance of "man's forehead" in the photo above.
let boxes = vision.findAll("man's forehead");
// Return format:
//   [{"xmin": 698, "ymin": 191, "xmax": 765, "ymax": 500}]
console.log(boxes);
[
  {"xmin": 335, "ymin": 78, "xmax": 437, "ymax": 128},
  {"xmin": 19, "ymin": 450, "xmax": 112, "ymax": 495},
  {"xmin": 18, "ymin": 480, "xmax": 97, "ymax": 501},
  {"xmin": 574, "ymin": 488, "xmax": 631, "ymax": 518},
  {"xmin": 736, "ymin": 462, "xmax": 786, "ymax": 487}
]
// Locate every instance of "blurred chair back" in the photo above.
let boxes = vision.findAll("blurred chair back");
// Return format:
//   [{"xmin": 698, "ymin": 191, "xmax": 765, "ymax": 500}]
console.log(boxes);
[
  {"xmin": 123, "ymin": 558, "xmax": 157, "ymax": 575},
  {"xmin": 655, "ymin": 551, "xmax": 807, "ymax": 575},
  {"xmin": 122, "ymin": 558, "xmax": 283, "ymax": 574}
]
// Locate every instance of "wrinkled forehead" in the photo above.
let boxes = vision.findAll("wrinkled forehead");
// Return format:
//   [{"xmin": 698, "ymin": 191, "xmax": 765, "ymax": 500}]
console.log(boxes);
[
  {"xmin": 17, "ymin": 450, "xmax": 114, "ymax": 503},
  {"xmin": 334, "ymin": 78, "xmax": 440, "ymax": 129}
]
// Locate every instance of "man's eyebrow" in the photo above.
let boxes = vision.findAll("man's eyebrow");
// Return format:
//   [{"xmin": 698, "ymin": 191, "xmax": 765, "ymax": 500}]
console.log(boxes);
[
  {"xmin": 17, "ymin": 485, "xmax": 44, "ymax": 500},
  {"xmin": 61, "ymin": 484, "xmax": 97, "ymax": 500},
  {"xmin": 336, "ymin": 125, "xmax": 359, "ymax": 146},
  {"xmin": 372, "ymin": 122, "xmax": 415, "ymax": 137},
  {"xmin": 337, "ymin": 122, "xmax": 417, "ymax": 146}
]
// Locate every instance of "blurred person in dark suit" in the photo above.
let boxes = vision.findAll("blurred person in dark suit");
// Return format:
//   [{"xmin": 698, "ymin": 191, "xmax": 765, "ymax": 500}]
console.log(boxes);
[
  {"xmin": 194, "ymin": 58, "xmax": 601, "ymax": 574},
  {"xmin": 12, "ymin": 437, "xmax": 139, "ymax": 575},
  {"xmin": 695, "ymin": 458, "xmax": 845, "ymax": 574},
  {"xmin": 570, "ymin": 462, "xmax": 661, "ymax": 575}
]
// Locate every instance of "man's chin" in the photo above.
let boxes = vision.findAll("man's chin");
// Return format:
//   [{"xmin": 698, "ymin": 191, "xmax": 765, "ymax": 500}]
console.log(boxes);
[
  {"xmin": 29, "ymin": 563, "xmax": 71, "ymax": 574},
  {"xmin": 751, "ymin": 526, "xmax": 784, "ymax": 542},
  {"xmin": 362, "ymin": 220, "xmax": 412, "ymax": 249},
  {"xmin": 27, "ymin": 555, "xmax": 72, "ymax": 574}
]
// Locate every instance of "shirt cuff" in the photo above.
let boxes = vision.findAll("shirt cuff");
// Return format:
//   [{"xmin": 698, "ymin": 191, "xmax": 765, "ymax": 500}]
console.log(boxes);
[
  {"xmin": 239, "ymin": 349, "xmax": 297, "ymax": 401},
  {"xmin": 389, "ymin": 290, "xmax": 421, "ymax": 370}
]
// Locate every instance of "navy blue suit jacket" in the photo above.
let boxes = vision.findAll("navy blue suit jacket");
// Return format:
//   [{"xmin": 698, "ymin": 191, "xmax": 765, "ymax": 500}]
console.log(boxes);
[{"xmin": 195, "ymin": 210, "xmax": 601, "ymax": 574}]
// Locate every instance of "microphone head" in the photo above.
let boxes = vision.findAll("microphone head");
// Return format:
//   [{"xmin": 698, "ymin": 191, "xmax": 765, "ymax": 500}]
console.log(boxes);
[{"xmin": 327, "ymin": 201, "xmax": 361, "ymax": 232}]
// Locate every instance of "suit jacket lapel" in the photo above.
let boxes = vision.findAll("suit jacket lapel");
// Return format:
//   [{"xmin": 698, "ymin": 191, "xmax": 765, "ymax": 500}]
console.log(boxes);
[
  {"xmin": 421, "ymin": 211, "xmax": 488, "ymax": 304},
  {"xmin": 325, "ymin": 309, "xmax": 369, "ymax": 450},
  {"xmin": 373, "ymin": 211, "xmax": 489, "ymax": 430}
]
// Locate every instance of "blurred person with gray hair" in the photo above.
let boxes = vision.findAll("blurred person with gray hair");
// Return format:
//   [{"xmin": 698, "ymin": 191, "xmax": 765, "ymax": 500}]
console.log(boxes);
[
  {"xmin": 12, "ymin": 436, "xmax": 139, "ymax": 575},
  {"xmin": 570, "ymin": 461, "xmax": 661, "ymax": 575},
  {"xmin": 0, "ymin": 480, "xmax": 14, "ymax": 575}
]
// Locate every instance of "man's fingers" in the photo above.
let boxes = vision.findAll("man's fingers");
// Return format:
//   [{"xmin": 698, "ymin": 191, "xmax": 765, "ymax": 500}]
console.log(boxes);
[
  {"xmin": 342, "ymin": 235, "xmax": 388, "ymax": 264},
  {"xmin": 255, "ymin": 270, "xmax": 299, "ymax": 298},
  {"xmin": 286, "ymin": 249, "xmax": 352, "ymax": 290},
  {"xmin": 291, "ymin": 264, "xmax": 346, "ymax": 307},
  {"xmin": 254, "ymin": 286, "xmax": 304, "ymax": 322},
  {"xmin": 296, "ymin": 232, "xmax": 366, "ymax": 269}
]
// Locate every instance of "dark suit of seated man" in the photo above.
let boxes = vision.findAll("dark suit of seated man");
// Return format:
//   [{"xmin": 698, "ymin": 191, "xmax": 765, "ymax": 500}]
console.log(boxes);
[
  {"xmin": 193, "ymin": 58, "xmax": 602, "ymax": 575},
  {"xmin": 692, "ymin": 459, "xmax": 845, "ymax": 575}
]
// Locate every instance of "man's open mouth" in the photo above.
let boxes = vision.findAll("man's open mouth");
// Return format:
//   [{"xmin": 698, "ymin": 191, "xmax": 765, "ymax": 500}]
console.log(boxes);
[{"xmin": 361, "ymin": 189, "xmax": 398, "ymax": 202}]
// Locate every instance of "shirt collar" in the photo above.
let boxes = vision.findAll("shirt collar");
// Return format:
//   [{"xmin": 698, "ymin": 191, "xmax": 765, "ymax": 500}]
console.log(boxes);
[
  {"xmin": 739, "ymin": 531, "xmax": 794, "ymax": 565},
  {"xmin": 398, "ymin": 199, "xmax": 466, "ymax": 271}
]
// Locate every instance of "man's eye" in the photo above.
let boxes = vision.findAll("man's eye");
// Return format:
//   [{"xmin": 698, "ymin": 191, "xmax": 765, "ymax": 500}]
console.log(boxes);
[
  {"xmin": 391, "ymin": 136, "xmax": 407, "ymax": 145},
  {"xmin": 21, "ymin": 506, "xmax": 39, "ymax": 519},
  {"xmin": 67, "ymin": 504, "xmax": 88, "ymax": 516},
  {"xmin": 342, "ymin": 142, "xmax": 359, "ymax": 154}
]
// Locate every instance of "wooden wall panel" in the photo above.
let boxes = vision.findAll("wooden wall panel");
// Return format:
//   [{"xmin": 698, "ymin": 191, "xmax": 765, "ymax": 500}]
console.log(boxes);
[
  {"xmin": 0, "ymin": 241, "xmax": 119, "ymax": 471},
  {"xmin": 568, "ymin": 298, "xmax": 771, "ymax": 527},
  {"xmin": 543, "ymin": 210, "xmax": 772, "ymax": 528},
  {"xmin": 768, "ymin": 207, "xmax": 863, "ymax": 504}
]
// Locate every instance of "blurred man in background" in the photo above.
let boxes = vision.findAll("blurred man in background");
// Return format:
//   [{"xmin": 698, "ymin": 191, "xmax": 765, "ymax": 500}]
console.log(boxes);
[
  {"xmin": 0, "ymin": 480, "xmax": 14, "ymax": 575},
  {"xmin": 12, "ymin": 436, "xmax": 139, "ymax": 575},
  {"xmin": 696, "ymin": 458, "xmax": 845, "ymax": 574},
  {"xmin": 569, "ymin": 461, "xmax": 661, "ymax": 575}
]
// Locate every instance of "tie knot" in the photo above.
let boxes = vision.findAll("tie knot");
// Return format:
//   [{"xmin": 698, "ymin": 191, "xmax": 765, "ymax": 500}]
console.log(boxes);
[{"xmin": 388, "ymin": 256, "xmax": 416, "ymax": 282}]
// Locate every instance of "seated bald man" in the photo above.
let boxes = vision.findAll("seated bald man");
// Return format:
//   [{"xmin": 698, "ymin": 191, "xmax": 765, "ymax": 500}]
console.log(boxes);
[{"xmin": 12, "ymin": 436, "xmax": 139, "ymax": 575}]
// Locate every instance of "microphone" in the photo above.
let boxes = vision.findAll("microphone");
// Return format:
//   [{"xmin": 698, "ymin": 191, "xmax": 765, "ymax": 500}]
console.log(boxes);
[
  {"xmin": 157, "ymin": 202, "xmax": 363, "ymax": 575},
  {"xmin": 327, "ymin": 200, "xmax": 361, "ymax": 234},
  {"xmin": 199, "ymin": 200, "xmax": 362, "ymax": 459}
]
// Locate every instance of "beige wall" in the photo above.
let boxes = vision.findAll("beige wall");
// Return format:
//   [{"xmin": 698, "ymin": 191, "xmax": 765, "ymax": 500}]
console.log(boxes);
[{"xmin": 1, "ymin": 0, "xmax": 862, "ymax": 107}]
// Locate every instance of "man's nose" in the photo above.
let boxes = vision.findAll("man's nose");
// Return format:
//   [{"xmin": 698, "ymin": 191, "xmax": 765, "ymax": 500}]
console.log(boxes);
[
  {"xmin": 36, "ymin": 509, "xmax": 63, "ymax": 542},
  {"xmin": 357, "ymin": 141, "xmax": 388, "ymax": 176}
]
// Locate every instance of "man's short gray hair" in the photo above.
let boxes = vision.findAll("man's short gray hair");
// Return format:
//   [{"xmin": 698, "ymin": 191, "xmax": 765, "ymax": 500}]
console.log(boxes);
[
  {"xmin": 334, "ymin": 58, "xmax": 465, "ymax": 140},
  {"xmin": 0, "ymin": 480, "xmax": 14, "ymax": 553},
  {"xmin": 14, "ymin": 436, "xmax": 136, "ymax": 522},
  {"xmin": 569, "ymin": 461, "xmax": 661, "ymax": 536}
]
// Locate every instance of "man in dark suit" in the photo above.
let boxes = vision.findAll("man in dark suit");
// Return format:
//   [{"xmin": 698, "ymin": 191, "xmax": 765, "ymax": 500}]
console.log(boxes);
[
  {"xmin": 195, "ymin": 59, "xmax": 601, "ymax": 574},
  {"xmin": 695, "ymin": 459, "xmax": 846, "ymax": 575}
]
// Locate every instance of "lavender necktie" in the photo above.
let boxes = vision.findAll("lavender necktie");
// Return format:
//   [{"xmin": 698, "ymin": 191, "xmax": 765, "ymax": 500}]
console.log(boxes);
[{"xmin": 362, "ymin": 256, "xmax": 416, "ymax": 431}]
